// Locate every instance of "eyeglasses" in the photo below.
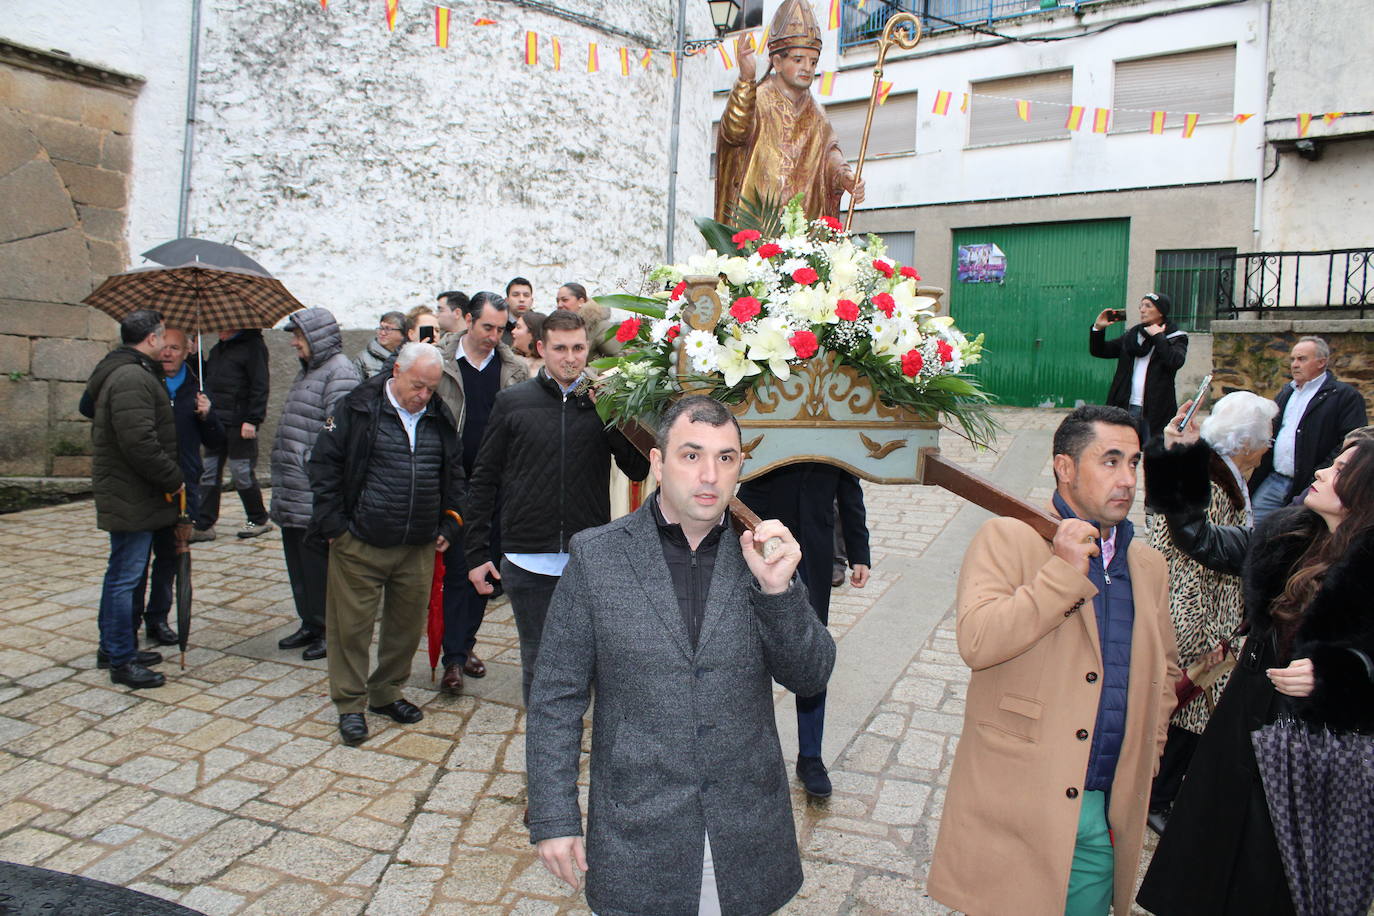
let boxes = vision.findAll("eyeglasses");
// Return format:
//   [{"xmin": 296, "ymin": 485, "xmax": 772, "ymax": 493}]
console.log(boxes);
[{"xmin": 376, "ymin": 325, "xmax": 401, "ymax": 333}]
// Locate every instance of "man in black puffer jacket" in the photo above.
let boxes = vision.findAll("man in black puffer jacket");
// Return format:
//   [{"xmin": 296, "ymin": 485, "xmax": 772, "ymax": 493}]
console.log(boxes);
[
  {"xmin": 308, "ymin": 342, "xmax": 464, "ymax": 747},
  {"xmin": 464, "ymin": 309, "xmax": 649, "ymax": 706}
]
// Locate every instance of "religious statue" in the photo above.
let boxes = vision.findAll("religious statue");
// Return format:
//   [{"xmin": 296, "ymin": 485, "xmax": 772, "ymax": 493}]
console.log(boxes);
[{"xmin": 714, "ymin": 0, "xmax": 865, "ymax": 224}]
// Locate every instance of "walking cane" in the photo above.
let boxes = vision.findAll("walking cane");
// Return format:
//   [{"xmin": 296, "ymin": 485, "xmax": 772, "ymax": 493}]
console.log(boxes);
[{"xmin": 845, "ymin": 12, "xmax": 924, "ymax": 232}]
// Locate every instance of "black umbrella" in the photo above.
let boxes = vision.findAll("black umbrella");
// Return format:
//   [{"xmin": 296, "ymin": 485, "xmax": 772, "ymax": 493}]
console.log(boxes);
[
  {"xmin": 142, "ymin": 237, "xmax": 272, "ymax": 276},
  {"xmin": 1250, "ymin": 716, "xmax": 1374, "ymax": 915},
  {"xmin": 174, "ymin": 490, "xmax": 194, "ymax": 669}
]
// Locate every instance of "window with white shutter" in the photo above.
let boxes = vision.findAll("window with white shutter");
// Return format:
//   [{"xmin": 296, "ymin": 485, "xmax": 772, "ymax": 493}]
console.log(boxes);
[
  {"xmin": 825, "ymin": 92, "xmax": 918, "ymax": 159},
  {"xmin": 1111, "ymin": 45, "xmax": 1236, "ymax": 133},
  {"xmin": 968, "ymin": 70, "xmax": 1073, "ymax": 147}
]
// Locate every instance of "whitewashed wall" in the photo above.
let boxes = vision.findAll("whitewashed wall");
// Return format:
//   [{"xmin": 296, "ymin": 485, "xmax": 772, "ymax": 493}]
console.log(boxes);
[{"xmin": 4, "ymin": 0, "xmax": 717, "ymax": 327}]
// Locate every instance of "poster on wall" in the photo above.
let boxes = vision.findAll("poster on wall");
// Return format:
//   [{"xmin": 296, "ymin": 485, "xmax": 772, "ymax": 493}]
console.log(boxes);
[{"xmin": 957, "ymin": 243, "xmax": 1007, "ymax": 283}]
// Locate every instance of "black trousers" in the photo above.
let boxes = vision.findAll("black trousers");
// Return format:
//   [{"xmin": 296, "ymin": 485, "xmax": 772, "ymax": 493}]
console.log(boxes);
[
  {"xmin": 280, "ymin": 526, "xmax": 328, "ymax": 636},
  {"xmin": 440, "ymin": 533, "xmax": 488, "ymax": 668}
]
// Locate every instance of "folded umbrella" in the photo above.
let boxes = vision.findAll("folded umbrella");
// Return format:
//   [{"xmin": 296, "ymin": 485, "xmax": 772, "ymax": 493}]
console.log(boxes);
[
  {"xmin": 172, "ymin": 490, "xmax": 194, "ymax": 669},
  {"xmin": 141, "ymin": 237, "xmax": 271, "ymax": 275},
  {"xmin": 427, "ymin": 550, "xmax": 445, "ymax": 679}
]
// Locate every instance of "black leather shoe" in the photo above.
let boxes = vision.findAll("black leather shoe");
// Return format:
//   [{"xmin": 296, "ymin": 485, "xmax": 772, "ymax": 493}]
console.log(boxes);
[
  {"xmin": 796, "ymin": 755, "xmax": 832, "ymax": 798},
  {"xmin": 368, "ymin": 699, "xmax": 424, "ymax": 724},
  {"xmin": 301, "ymin": 639, "xmax": 326, "ymax": 661},
  {"xmin": 339, "ymin": 713, "xmax": 368, "ymax": 746},
  {"xmin": 110, "ymin": 662, "xmax": 165, "ymax": 689},
  {"xmin": 278, "ymin": 627, "xmax": 316, "ymax": 650},
  {"xmin": 97, "ymin": 649, "xmax": 163, "ymax": 669},
  {"xmin": 146, "ymin": 621, "xmax": 179, "ymax": 646}
]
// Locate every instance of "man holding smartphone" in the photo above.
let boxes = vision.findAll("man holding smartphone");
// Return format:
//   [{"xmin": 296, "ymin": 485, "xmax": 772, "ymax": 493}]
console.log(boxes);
[{"xmin": 1090, "ymin": 293, "xmax": 1189, "ymax": 442}]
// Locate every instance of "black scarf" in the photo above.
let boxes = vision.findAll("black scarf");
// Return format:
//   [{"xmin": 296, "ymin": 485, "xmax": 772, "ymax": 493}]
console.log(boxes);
[{"xmin": 1119, "ymin": 319, "xmax": 1180, "ymax": 358}]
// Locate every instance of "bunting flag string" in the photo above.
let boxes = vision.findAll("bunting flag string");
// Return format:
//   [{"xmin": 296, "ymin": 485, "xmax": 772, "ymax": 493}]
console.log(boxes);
[
  {"xmin": 641, "ymin": 48, "xmax": 652, "ymax": 68},
  {"xmin": 435, "ymin": 6, "xmax": 450, "ymax": 48},
  {"xmin": 1233, "ymin": 112, "xmax": 1252, "ymax": 125},
  {"xmin": 588, "ymin": 42, "xmax": 599, "ymax": 73},
  {"xmin": 552, "ymin": 37, "xmax": 561, "ymax": 71},
  {"xmin": 1323, "ymin": 111, "xmax": 1344, "ymax": 124},
  {"xmin": 619, "ymin": 47, "xmax": 630, "ymax": 77},
  {"xmin": 1182, "ymin": 113, "xmax": 1200, "ymax": 138},
  {"xmin": 524, "ymin": 31, "xmax": 537, "ymax": 66},
  {"xmin": 932, "ymin": 90, "xmax": 952, "ymax": 115},
  {"xmin": 473, "ymin": 17, "xmax": 496, "ymax": 26},
  {"xmin": 319, "ymin": 0, "xmax": 327, "ymax": 8},
  {"xmin": 960, "ymin": 92, "xmax": 968, "ymax": 113},
  {"xmin": 828, "ymin": 0, "xmax": 841, "ymax": 31},
  {"xmin": 1092, "ymin": 107, "xmax": 1110, "ymax": 133},
  {"xmin": 385, "ymin": 0, "xmax": 398, "ymax": 31},
  {"xmin": 877, "ymin": 81, "xmax": 894, "ymax": 106},
  {"xmin": 1064, "ymin": 105, "xmax": 1083, "ymax": 131},
  {"xmin": 1297, "ymin": 113, "xmax": 1312, "ymax": 138},
  {"xmin": 1015, "ymin": 99, "xmax": 1030, "ymax": 122},
  {"xmin": 1150, "ymin": 110, "xmax": 1166, "ymax": 134},
  {"xmin": 819, "ymin": 72, "xmax": 836, "ymax": 97},
  {"xmin": 669, "ymin": 51, "xmax": 677, "ymax": 78},
  {"xmin": 717, "ymin": 41, "xmax": 733, "ymax": 70}
]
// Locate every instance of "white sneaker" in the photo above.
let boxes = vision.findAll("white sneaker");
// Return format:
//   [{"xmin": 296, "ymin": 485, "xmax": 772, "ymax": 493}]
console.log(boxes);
[{"xmin": 237, "ymin": 520, "xmax": 274, "ymax": 539}]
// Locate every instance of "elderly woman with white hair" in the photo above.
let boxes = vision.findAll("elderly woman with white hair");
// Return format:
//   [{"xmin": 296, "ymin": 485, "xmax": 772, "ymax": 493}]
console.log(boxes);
[{"xmin": 1141, "ymin": 390, "xmax": 1279, "ymax": 832}]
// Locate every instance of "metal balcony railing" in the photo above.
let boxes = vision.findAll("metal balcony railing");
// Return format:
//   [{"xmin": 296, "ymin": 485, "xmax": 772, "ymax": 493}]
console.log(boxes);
[
  {"xmin": 839, "ymin": 0, "xmax": 1104, "ymax": 51},
  {"xmin": 1215, "ymin": 248, "xmax": 1374, "ymax": 319}
]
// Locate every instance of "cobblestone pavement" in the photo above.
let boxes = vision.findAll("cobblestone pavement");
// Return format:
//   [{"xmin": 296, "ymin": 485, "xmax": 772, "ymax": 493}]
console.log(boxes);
[{"xmin": 0, "ymin": 408, "xmax": 1171, "ymax": 914}]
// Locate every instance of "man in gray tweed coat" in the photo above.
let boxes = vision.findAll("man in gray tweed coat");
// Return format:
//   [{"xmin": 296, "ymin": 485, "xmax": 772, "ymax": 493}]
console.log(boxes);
[{"xmin": 527, "ymin": 396, "xmax": 835, "ymax": 915}]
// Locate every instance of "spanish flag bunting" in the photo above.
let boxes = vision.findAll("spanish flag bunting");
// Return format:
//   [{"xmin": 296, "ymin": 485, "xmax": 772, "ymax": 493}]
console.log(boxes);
[
  {"xmin": 819, "ymin": 72, "xmax": 835, "ymax": 96},
  {"xmin": 385, "ymin": 0, "xmax": 398, "ymax": 31},
  {"xmin": 434, "ymin": 6, "xmax": 450, "ymax": 47},
  {"xmin": 641, "ymin": 48, "xmax": 653, "ymax": 68},
  {"xmin": 1182, "ymin": 113, "xmax": 1200, "ymax": 138},
  {"xmin": 1297, "ymin": 113, "xmax": 1312, "ymax": 137},
  {"xmin": 524, "ymin": 31, "xmax": 538, "ymax": 66},
  {"xmin": 668, "ymin": 51, "xmax": 677, "ymax": 78},
  {"xmin": 1092, "ymin": 107, "xmax": 1110, "ymax": 133},
  {"xmin": 718, "ymin": 40, "xmax": 733, "ymax": 69},
  {"xmin": 1233, "ymin": 113, "xmax": 1254, "ymax": 124},
  {"xmin": 1064, "ymin": 105, "xmax": 1083, "ymax": 130},
  {"xmin": 859, "ymin": 0, "xmax": 867, "ymax": 7},
  {"xmin": 759, "ymin": 27, "xmax": 768, "ymax": 51},
  {"xmin": 828, "ymin": 0, "xmax": 841, "ymax": 30},
  {"xmin": 1015, "ymin": 99, "xmax": 1030, "ymax": 121},
  {"xmin": 619, "ymin": 47, "xmax": 629, "ymax": 76},
  {"xmin": 319, "ymin": 0, "xmax": 327, "ymax": 8},
  {"xmin": 746, "ymin": 31, "xmax": 758, "ymax": 52},
  {"xmin": 1324, "ymin": 111, "xmax": 1344, "ymax": 124},
  {"xmin": 587, "ymin": 43, "xmax": 599, "ymax": 73},
  {"xmin": 1149, "ymin": 110, "xmax": 1166, "ymax": 134},
  {"xmin": 960, "ymin": 93, "xmax": 968, "ymax": 113},
  {"xmin": 877, "ymin": 81, "xmax": 893, "ymax": 106},
  {"xmin": 474, "ymin": 17, "xmax": 496, "ymax": 25},
  {"xmin": 932, "ymin": 90, "xmax": 951, "ymax": 115},
  {"xmin": 552, "ymin": 38, "xmax": 561, "ymax": 70}
]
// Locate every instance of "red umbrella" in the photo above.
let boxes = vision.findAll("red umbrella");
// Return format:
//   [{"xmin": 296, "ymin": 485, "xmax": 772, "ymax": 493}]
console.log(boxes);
[{"xmin": 426, "ymin": 551, "xmax": 445, "ymax": 679}]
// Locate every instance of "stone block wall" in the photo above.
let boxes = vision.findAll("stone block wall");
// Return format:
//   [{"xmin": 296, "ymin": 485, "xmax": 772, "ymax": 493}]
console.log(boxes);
[
  {"xmin": 0, "ymin": 42, "xmax": 142, "ymax": 475},
  {"xmin": 1211, "ymin": 318, "xmax": 1374, "ymax": 415}
]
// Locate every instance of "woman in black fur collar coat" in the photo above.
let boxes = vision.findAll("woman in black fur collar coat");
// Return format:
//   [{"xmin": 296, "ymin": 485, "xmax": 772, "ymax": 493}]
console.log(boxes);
[{"xmin": 1137, "ymin": 439, "xmax": 1374, "ymax": 915}]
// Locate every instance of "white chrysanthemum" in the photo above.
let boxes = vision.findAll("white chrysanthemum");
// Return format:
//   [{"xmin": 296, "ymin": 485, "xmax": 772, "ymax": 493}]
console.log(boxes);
[
  {"xmin": 683, "ymin": 329, "xmax": 721, "ymax": 373},
  {"xmin": 683, "ymin": 251, "xmax": 725, "ymax": 277},
  {"xmin": 649, "ymin": 318, "xmax": 677, "ymax": 343},
  {"xmin": 779, "ymin": 257, "xmax": 809, "ymax": 277}
]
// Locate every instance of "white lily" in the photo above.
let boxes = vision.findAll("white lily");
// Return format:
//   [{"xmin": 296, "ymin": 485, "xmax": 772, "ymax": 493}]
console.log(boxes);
[
  {"xmin": 743, "ymin": 316, "xmax": 797, "ymax": 379},
  {"xmin": 717, "ymin": 336, "xmax": 762, "ymax": 387}
]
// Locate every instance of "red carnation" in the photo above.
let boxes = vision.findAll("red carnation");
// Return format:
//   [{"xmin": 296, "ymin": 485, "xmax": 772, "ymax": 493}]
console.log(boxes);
[
  {"xmin": 615, "ymin": 317, "xmax": 642, "ymax": 343},
  {"xmin": 900, "ymin": 265, "xmax": 922, "ymax": 281},
  {"xmin": 757, "ymin": 242, "xmax": 783, "ymax": 259},
  {"xmin": 792, "ymin": 266, "xmax": 819, "ymax": 286},
  {"xmin": 729, "ymin": 296, "xmax": 762, "ymax": 323},
  {"xmin": 732, "ymin": 229, "xmax": 761, "ymax": 250},
  {"xmin": 820, "ymin": 216, "xmax": 843, "ymax": 232},
  {"xmin": 936, "ymin": 339, "xmax": 954, "ymax": 363},
  {"xmin": 666, "ymin": 323, "xmax": 681, "ymax": 342},
  {"xmin": 789, "ymin": 330, "xmax": 819, "ymax": 359},
  {"xmin": 835, "ymin": 298, "xmax": 859, "ymax": 321},
  {"xmin": 670, "ymin": 280, "xmax": 687, "ymax": 300},
  {"xmin": 872, "ymin": 292, "xmax": 896, "ymax": 317},
  {"xmin": 872, "ymin": 259, "xmax": 894, "ymax": 278},
  {"xmin": 901, "ymin": 349, "xmax": 925, "ymax": 377}
]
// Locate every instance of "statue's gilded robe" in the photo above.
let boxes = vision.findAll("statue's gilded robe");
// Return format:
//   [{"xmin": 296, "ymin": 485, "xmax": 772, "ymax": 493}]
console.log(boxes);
[{"xmin": 714, "ymin": 75, "xmax": 850, "ymax": 223}]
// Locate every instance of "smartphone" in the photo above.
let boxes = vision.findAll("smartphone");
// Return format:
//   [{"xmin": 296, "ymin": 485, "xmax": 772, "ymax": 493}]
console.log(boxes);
[
  {"xmin": 419, "ymin": 326, "xmax": 436, "ymax": 342},
  {"xmin": 1107, "ymin": 309, "xmax": 1127, "ymax": 322},
  {"xmin": 1177, "ymin": 374, "xmax": 1213, "ymax": 432}
]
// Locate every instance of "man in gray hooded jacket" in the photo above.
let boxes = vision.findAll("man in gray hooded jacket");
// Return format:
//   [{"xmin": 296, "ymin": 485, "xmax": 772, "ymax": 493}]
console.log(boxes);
[{"xmin": 270, "ymin": 308, "xmax": 362, "ymax": 660}]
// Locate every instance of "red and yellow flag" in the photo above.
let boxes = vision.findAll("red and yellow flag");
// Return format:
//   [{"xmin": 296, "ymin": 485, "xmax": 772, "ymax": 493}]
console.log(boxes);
[
  {"xmin": 718, "ymin": 40, "xmax": 733, "ymax": 69},
  {"xmin": 1015, "ymin": 100, "xmax": 1030, "ymax": 121},
  {"xmin": 474, "ymin": 17, "xmax": 496, "ymax": 25},
  {"xmin": 641, "ymin": 49, "xmax": 653, "ymax": 68},
  {"xmin": 877, "ymin": 81, "xmax": 894, "ymax": 106},
  {"xmin": 932, "ymin": 90, "xmax": 951, "ymax": 115},
  {"xmin": 1324, "ymin": 111, "xmax": 1344, "ymax": 124},
  {"xmin": 618, "ymin": 47, "xmax": 629, "ymax": 76},
  {"xmin": 819, "ymin": 72, "xmax": 835, "ymax": 96},
  {"xmin": 434, "ymin": 6, "xmax": 450, "ymax": 47},
  {"xmin": 1149, "ymin": 110, "xmax": 1166, "ymax": 134},
  {"xmin": 960, "ymin": 92, "xmax": 968, "ymax": 113},
  {"xmin": 1092, "ymin": 107, "xmax": 1110, "ymax": 134},
  {"xmin": 1182, "ymin": 113, "xmax": 1200, "ymax": 138},
  {"xmin": 524, "ymin": 31, "xmax": 538, "ymax": 66},
  {"xmin": 1233, "ymin": 113, "xmax": 1254, "ymax": 124},
  {"xmin": 1296, "ymin": 113, "xmax": 1312, "ymax": 137},
  {"xmin": 385, "ymin": 0, "xmax": 398, "ymax": 31},
  {"xmin": 1064, "ymin": 105, "xmax": 1084, "ymax": 130},
  {"xmin": 758, "ymin": 27, "xmax": 769, "ymax": 52},
  {"xmin": 320, "ymin": 0, "xmax": 327, "ymax": 8},
  {"xmin": 552, "ymin": 38, "xmax": 562, "ymax": 70},
  {"xmin": 828, "ymin": 0, "xmax": 841, "ymax": 30},
  {"xmin": 587, "ymin": 43, "xmax": 599, "ymax": 73},
  {"xmin": 668, "ymin": 51, "xmax": 677, "ymax": 78}
]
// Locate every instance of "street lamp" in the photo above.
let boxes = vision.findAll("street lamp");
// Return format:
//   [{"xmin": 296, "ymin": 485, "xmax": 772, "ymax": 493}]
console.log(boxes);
[{"xmin": 708, "ymin": 0, "xmax": 742, "ymax": 35}]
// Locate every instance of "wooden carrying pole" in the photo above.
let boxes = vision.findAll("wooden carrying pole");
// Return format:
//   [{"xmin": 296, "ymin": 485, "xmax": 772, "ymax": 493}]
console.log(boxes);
[
  {"xmin": 920, "ymin": 448, "xmax": 1060, "ymax": 541},
  {"xmin": 845, "ymin": 12, "xmax": 923, "ymax": 232}
]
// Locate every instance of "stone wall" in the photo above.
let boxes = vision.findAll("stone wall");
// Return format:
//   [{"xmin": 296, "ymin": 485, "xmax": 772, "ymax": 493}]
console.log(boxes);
[
  {"xmin": 1210, "ymin": 318, "xmax": 1374, "ymax": 415},
  {"xmin": 0, "ymin": 42, "xmax": 143, "ymax": 476}
]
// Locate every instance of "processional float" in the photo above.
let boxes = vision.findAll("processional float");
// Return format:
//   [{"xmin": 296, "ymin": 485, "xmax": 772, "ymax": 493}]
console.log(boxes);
[{"xmin": 597, "ymin": 8, "xmax": 1056, "ymax": 543}]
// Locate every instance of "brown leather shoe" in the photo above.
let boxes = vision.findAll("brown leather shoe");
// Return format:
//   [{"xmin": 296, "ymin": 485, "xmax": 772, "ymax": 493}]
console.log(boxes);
[
  {"xmin": 463, "ymin": 653, "xmax": 486, "ymax": 678},
  {"xmin": 440, "ymin": 663, "xmax": 463, "ymax": 695}
]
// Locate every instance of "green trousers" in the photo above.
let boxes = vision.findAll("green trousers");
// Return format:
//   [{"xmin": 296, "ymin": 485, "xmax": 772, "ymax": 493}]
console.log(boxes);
[
  {"xmin": 1065, "ymin": 789, "xmax": 1114, "ymax": 916},
  {"xmin": 325, "ymin": 532, "xmax": 434, "ymax": 714}
]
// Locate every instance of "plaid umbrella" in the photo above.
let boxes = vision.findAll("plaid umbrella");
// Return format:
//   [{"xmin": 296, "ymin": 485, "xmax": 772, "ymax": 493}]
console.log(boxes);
[
  {"xmin": 83, "ymin": 262, "xmax": 303, "ymax": 334},
  {"xmin": 1250, "ymin": 716, "xmax": 1374, "ymax": 915}
]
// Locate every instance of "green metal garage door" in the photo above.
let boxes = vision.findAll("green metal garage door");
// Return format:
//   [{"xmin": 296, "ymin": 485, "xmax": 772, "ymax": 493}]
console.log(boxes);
[{"xmin": 950, "ymin": 219, "xmax": 1128, "ymax": 407}]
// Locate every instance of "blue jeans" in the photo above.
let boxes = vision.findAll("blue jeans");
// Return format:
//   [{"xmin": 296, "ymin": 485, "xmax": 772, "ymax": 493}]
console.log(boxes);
[
  {"xmin": 99, "ymin": 530, "xmax": 154, "ymax": 667},
  {"xmin": 1251, "ymin": 472, "xmax": 1293, "ymax": 523}
]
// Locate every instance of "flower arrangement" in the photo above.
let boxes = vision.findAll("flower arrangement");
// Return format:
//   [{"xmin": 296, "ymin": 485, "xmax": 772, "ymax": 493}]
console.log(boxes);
[{"xmin": 593, "ymin": 198, "xmax": 995, "ymax": 445}]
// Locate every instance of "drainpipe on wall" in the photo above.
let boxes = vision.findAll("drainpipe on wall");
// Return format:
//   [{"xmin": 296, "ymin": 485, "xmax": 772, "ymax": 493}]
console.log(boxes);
[
  {"xmin": 176, "ymin": 0, "xmax": 203, "ymax": 238},
  {"xmin": 1250, "ymin": 0, "xmax": 1269, "ymax": 249},
  {"xmin": 664, "ymin": 0, "xmax": 689, "ymax": 263}
]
